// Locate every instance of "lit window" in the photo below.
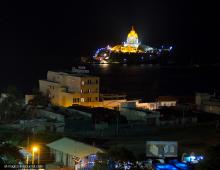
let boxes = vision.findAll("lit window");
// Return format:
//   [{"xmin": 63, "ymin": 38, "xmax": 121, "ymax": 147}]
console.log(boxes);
[
  {"xmin": 89, "ymin": 89, "xmax": 91, "ymax": 93},
  {"xmin": 81, "ymin": 98, "xmax": 85, "ymax": 102},
  {"xmin": 80, "ymin": 89, "xmax": 83, "ymax": 93},
  {"xmin": 81, "ymin": 81, "xmax": 84, "ymax": 85}
]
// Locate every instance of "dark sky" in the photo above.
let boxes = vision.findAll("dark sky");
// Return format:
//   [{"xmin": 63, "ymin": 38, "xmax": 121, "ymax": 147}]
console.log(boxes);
[{"xmin": 0, "ymin": 1, "xmax": 219, "ymax": 77}]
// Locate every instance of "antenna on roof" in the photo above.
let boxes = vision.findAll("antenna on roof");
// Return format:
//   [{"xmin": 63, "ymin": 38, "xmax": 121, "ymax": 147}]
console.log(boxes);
[
  {"xmin": 72, "ymin": 66, "xmax": 90, "ymax": 74},
  {"xmin": 213, "ymin": 89, "xmax": 216, "ymax": 97}
]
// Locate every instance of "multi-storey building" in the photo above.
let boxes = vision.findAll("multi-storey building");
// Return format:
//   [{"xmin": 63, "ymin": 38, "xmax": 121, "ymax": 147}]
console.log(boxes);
[{"xmin": 39, "ymin": 69, "xmax": 100, "ymax": 107}]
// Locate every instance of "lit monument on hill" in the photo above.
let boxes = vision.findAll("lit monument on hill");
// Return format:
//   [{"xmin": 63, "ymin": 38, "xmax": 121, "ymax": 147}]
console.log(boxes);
[{"xmin": 93, "ymin": 26, "xmax": 173, "ymax": 64}]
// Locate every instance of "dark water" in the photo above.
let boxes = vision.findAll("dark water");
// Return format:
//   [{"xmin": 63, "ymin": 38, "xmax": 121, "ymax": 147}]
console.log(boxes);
[
  {"xmin": 90, "ymin": 64, "xmax": 220, "ymax": 100},
  {"xmin": 1, "ymin": 64, "xmax": 220, "ymax": 101}
]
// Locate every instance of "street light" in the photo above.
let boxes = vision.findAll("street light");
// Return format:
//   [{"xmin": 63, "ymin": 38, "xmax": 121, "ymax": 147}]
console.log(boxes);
[{"xmin": 32, "ymin": 146, "xmax": 40, "ymax": 165}]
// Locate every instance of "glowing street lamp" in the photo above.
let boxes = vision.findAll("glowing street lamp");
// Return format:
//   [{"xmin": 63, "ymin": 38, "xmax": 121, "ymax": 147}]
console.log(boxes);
[
  {"xmin": 32, "ymin": 146, "xmax": 40, "ymax": 165},
  {"xmin": 33, "ymin": 146, "xmax": 38, "ymax": 152}
]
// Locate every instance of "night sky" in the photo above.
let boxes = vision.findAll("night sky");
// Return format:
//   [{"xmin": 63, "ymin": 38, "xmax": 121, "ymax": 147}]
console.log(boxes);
[{"xmin": 0, "ymin": 0, "xmax": 219, "ymax": 90}]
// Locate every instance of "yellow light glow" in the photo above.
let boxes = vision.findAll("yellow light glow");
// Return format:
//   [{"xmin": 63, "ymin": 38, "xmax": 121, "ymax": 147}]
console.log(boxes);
[
  {"xmin": 110, "ymin": 26, "xmax": 144, "ymax": 53},
  {"xmin": 127, "ymin": 26, "xmax": 138, "ymax": 40},
  {"xmin": 32, "ymin": 146, "xmax": 38, "ymax": 152}
]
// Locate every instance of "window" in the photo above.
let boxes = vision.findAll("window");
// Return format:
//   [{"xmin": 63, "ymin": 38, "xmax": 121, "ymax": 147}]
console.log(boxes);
[
  {"xmin": 88, "ymin": 89, "xmax": 91, "ymax": 93},
  {"xmin": 80, "ymin": 89, "xmax": 83, "ymax": 93},
  {"xmin": 87, "ymin": 97, "xmax": 91, "ymax": 102},
  {"xmin": 87, "ymin": 79, "xmax": 92, "ymax": 84},
  {"xmin": 95, "ymin": 97, "xmax": 99, "ymax": 101},
  {"xmin": 81, "ymin": 98, "xmax": 85, "ymax": 102},
  {"xmin": 73, "ymin": 98, "xmax": 79, "ymax": 103},
  {"xmin": 81, "ymin": 81, "xmax": 85, "ymax": 85}
]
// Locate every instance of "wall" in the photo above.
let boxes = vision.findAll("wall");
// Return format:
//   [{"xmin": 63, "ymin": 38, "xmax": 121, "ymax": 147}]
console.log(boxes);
[
  {"xmin": 64, "ymin": 75, "xmax": 81, "ymax": 93},
  {"xmin": 136, "ymin": 102, "xmax": 157, "ymax": 110},
  {"xmin": 25, "ymin": 95, "xmax": 35, "ymax": 105},
  {"xmin": 201, "ymin": 103, "xmax": 220, "ymax": 115},
  {"xmin": 195, "ymin": 93, "xmax": 220, "ymax": 115},
  {"xmin": 120, "ymin": 108, "xmax": 146, "ymax": 121},
  {"xmin": 195, "ymin": 93, "xmax": 211, "ymax": 105},
  {"xmin": 159, "ymin": 101, "xmax": 176, "ymax": 107},
  {"xmin": 51, "ymin": 149, "xmax": 74, "ymax": 167},
  {"xmin": 120, "ymin": 107, "xmax": 160, "ymax": 125}
]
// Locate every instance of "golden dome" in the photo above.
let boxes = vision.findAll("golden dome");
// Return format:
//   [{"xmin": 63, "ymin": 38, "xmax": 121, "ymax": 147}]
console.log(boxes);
[
  {"xmin": 111, "ymin": 26, "xmax": 141, "ymax": 53},
  {"xmin": 127, "ymin": 26, "xmax": 138, "ymax": 39}
]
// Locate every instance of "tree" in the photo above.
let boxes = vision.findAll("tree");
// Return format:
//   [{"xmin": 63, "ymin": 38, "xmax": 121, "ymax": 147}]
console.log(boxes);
[
  {"xmin": 0, "ymin": 85, "xmax": 24, "ymax": 121},
  {"xmin": 6, "ymin": 85, "xmax": 23, "ymax": 99},
  {"xmin": 0, "ymin": 94, "xmax": 23, "ymax": 121},
  {"xmin": 0, "ymin": 143, "xmax": 24, "ymax": 164}
]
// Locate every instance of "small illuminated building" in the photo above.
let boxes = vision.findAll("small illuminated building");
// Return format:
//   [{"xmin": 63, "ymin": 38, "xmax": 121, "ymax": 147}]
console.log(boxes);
[
  {"xmin": 157, "ymin": 96, "xmax": 177, "ymax": 107},
  {"xmin": 47, "ymin": 137, "xmax": 104, "ymax": 169},
  {"xmin": 196, "ymin": 93, "xmax": 220, "ymax": 114},
  {"xmin": 120, "ymin": 101, "xmax": 160, "ymax": 125}
]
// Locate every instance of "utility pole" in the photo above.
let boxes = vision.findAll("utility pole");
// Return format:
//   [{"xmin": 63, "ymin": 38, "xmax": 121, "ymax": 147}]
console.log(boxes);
[
  {"xmin": 182, "ymin": 105, "xmax": 185, "ymax": 128},
  {"xmin": 216, "ymin": 120, "xmax": 219, "ymax": 130},
  {"xmin": 116, "ymin": 111, "xmax": 119, "ymax": 136}
]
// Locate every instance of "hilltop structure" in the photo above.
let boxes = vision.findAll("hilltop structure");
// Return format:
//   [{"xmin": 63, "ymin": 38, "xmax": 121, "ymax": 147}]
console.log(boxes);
[{"xmin": 93, "ymin": 26, "xmax": 173, "ymax": 64}]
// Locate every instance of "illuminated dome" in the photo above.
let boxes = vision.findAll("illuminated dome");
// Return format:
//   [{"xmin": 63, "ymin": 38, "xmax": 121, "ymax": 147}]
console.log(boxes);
[
  {"xmin": 125, "ymin": 26, "xmax": 139, "ymax": 47},
  {"xmin": 110, "ymin": 26, "xmax": 142, "ymax": 53},
  {"xmin": 93, "ymin": 25, "xmax": 173, "ymax": 63}
]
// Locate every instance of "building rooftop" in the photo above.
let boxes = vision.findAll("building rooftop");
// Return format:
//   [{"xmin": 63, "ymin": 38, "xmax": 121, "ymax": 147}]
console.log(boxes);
[
  {"xmin": 47, "ymin": 137, "xmax": 104, "ymax": 158},
  {"xmin": 45, "ymin": 107, "xmax": 91, "ymax": 119},
  {"xmin": 157, "ymin": 96, "xmax": 177, "ymax": 101},
  {"xmin": 39, "ymin": 79, "xmax": 60, "ymax": 84},
  {"xmin": 122, "ymin": 106, "xmax": 159, "ymax": 115},
  {"xmin": 49, "ymin": 70, "xmax": 98, "ymax": 78}
]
